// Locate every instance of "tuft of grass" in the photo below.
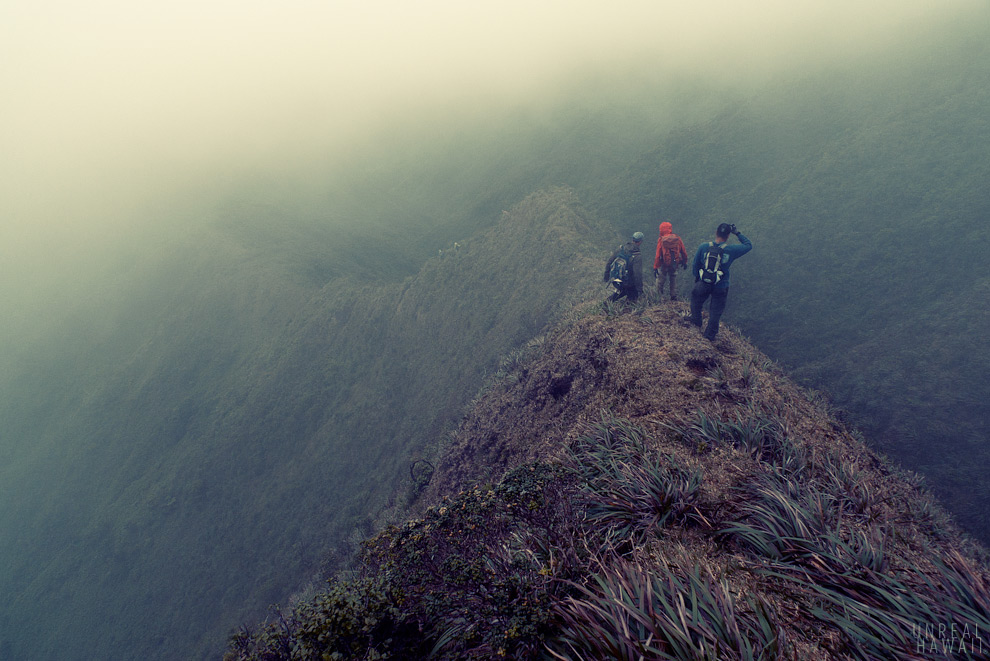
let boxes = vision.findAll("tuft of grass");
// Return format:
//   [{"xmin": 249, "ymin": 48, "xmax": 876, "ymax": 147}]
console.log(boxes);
[
  {"xmin": 569, "ymin": 414, "xmax": 706, "ymax": 544},
  {"xmin": 818, "ymin": 452, "xmax": 882, "ymax": 519},
  {"xmin": 708, "ymin": 363, "xmax": 729, "ymax": 387},
  {"xmin": 569, "ymin": 413, "xmax": 647, "ymax": 477},
  {"xmin": 802, "ymin": 572, "xmax": 931, "ymax": 659},
  {"xmin": 665, "ymin": 411, "xmax": 809, "ymax": 477},
  {"xmin": 722, "ymin": 463, "xmax": 990, "ymax": 659},
  {"xmin": 550, "ymin": 560, "xmax": 785, "ymax": 661},
  {"xmin": 674, "ymin": 409, "xmax": 726, "ymax": 448},
  {"xmin": 741, "ymin": 360, "xmax": 759, "ymax": 389},
  {"xmin": 721, "ymin": 477, "xmax": 837, "ymax": 566},
  {"xmin": 600, "ymin": 296, "xmax": 634, "ymax": 317},
  {"xmin": 581, "ymin": 453, "xmax": 704, "ymax": 543},
  {"xmin": 765, "ymin": 437, "xmax": 810, "ymax": 479},
  {"xmin": 724, "ymin": 414, "xmax": 777, "ymax": 458}
]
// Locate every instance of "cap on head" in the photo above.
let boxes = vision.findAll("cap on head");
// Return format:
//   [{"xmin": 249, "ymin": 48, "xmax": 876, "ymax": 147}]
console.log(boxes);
[
  {"xmin": 716, "ymin": 223, "xmax": 733, "ymax": 238},
  {"xmin": 632, "ymin": 231, "xmax": 644, "ymax": 242}
]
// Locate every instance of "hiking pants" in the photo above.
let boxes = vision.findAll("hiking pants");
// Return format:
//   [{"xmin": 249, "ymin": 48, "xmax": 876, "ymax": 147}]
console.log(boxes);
[
  {"xmin": 690, "ymin": 282, "xmax": 728, "ymax": 340},
  {"xmin": 609, "ymin": 284, "xmax": 640, "ymax": 303},
  {"xmin": 656, "ymin": 268, "xmax": 678, "ymax": 300}
]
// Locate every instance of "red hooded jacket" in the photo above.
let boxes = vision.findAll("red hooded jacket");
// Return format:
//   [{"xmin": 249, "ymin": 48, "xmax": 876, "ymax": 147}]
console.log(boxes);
[{"xmin": 654, "ymin": 222, "xmax": 688, "ymax": 271}]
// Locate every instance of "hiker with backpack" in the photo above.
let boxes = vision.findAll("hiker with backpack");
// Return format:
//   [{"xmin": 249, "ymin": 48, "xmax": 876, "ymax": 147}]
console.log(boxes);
[
  {"xmin": 603, "ymin": 232, "xmax": 645, "ymax": 303},
  {"xmin": 690, "ymin": 223, "xmax": 752, "ymax": 341},
  {"xmin": 653, "ymin": 221, "xmax": 688, "ymax": 301}
]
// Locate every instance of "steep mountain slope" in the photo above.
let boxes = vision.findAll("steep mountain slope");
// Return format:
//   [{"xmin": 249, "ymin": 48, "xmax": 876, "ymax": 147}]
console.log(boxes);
[
  {"xmin": 3, "ymin": 19, "xmax": 990, "ymax": 658},
  {"xmin": 583, "ymin": 26, "xmax": 990, "ymax": 540},
  {"xmin": 230, "ymin": 301, "xmax": 990, "ymax": 659},
  {"xmin": 0, "ymin": 189, "xmax": 608, "ymax": 660}
]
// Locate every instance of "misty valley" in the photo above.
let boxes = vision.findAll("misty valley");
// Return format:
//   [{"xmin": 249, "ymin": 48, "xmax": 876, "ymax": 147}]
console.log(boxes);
[{"xmin": 1, "ymin": 14, "xmax": 989, "ymax": 660}]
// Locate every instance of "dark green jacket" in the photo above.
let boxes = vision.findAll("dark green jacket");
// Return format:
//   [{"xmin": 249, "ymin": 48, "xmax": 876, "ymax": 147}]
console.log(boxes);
[{"xmin": 604, "ymin": 241, "xmax": 643, "ymax": 294}]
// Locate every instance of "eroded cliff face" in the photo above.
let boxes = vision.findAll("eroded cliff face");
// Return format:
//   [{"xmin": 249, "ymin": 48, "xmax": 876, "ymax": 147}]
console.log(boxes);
[{"xmin": 231, "ymin": 299, "xmax": 990, "ymax": 660}]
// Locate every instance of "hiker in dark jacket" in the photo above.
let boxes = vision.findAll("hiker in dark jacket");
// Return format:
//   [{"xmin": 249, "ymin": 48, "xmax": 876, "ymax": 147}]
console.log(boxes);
[
  {"xmin": 603, "ymin": 232, "xmax": 645, "ymax": 303},
  {"xmin": 653, "ymin": 221, "xmax": 688, "ymax": 301},
  {"xmin": 690, "ymin": 223, "xmax": 752, "ymax": 341}
]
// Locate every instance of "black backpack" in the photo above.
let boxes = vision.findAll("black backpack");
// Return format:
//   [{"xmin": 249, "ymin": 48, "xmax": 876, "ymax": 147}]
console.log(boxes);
[
  {"xmin": 609, "ymin": 246, "xmax": 631, "ymax": 289},
  {"xmin": 698, "ymin": 242, "xmax": 725, "ymax": 285}
]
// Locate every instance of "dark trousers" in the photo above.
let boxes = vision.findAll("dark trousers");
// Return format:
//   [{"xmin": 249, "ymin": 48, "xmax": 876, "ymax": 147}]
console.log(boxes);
[
  {"xmin": 690, "ymin": 282, "xmax": 728, "ymax": 340},
  {"xmin": 609, "ymin": 284, "xmax": 640, "ymax": 303}
]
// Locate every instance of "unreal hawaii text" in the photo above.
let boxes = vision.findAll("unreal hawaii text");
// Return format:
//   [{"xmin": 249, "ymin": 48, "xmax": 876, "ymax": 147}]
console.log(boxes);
[{"xmin": 914, "ymin": 621, "xmax": 985, "ymax": 656}]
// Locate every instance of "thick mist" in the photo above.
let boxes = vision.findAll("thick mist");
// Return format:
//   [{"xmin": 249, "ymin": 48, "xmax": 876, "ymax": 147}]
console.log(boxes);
[
  {"xmin": 2, "ymin": 2, "xmax": 988, "ymax": 659},
  {"xmin": 1, "ymin": 0, "xmax": 970, "ymax": 355}
]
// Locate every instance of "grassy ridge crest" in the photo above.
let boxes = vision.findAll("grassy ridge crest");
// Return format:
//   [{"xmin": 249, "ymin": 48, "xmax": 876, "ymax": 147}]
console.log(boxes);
[{"xmin": 229, "ymin": 300, "xmax": 990, "ymax": 659}]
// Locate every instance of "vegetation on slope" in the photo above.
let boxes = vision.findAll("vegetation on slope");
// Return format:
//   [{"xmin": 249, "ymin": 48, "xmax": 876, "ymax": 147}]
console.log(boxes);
[
  {"xmin": 3, "ymin": 17, "xmax": 990, "ymax": 658},
  {"xmin": 582, "ymin": 26, "xmax": 990, "ymax": 539},
  {"xmin": 0, "ymin": 188, "xmax": 607, "ymax": 660},
  {"xmin": 228, "ymin": 300, "xmax": 990, "ymax": 659}
]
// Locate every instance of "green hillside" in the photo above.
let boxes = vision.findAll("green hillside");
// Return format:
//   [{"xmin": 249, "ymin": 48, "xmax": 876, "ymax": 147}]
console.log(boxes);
[
  {"xmin": 0, "ymin": 189, "xmax": 610, "ymax": 660},
  {"xmin": 1, "ymin": 15, "xmax": 989, "ymax": 659},
  {"xmin": 228, "ymin": 301, "xmax": 990, "ymax": 660},
  {"xmin": 587, "ymin": 27, "xmax": 990, "ymax": 536}
]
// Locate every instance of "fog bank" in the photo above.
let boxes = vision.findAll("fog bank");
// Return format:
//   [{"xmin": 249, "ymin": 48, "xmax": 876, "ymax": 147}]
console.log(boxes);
[{"xmin": 1, "ymin": 0, "xmax": 983, "ymax": 350}]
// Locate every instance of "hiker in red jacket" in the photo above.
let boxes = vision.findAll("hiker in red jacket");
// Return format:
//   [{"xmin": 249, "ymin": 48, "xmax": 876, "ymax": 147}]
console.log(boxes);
[{"xmin": 653, "ymin": 221, "xmax": 688, "ymax": 301}]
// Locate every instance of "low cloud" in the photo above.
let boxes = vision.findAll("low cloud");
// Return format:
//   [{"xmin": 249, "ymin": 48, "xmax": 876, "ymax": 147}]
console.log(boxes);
[{"xmin": 0, "ymin": 0, "xmax": 983, "ymax": 339}]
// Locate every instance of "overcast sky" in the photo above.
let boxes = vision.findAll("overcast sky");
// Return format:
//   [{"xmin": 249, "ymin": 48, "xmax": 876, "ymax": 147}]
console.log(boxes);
[
  {"xmin": 0, "ymin": 0, "xmax": 983, "ymax": 340},
  {"xmin": 2, "ymin": 1, "xmax": 972, "ymax": 208}
]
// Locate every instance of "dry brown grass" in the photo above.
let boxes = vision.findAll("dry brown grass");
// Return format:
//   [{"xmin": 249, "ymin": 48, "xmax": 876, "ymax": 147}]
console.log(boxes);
[
  {"xmin": 231, "ymin": 298, "xmax": 990, "ymax": 659},
  {"xmin": 413, "ymin": 297, "xmax": 990, "ymax": 658}
]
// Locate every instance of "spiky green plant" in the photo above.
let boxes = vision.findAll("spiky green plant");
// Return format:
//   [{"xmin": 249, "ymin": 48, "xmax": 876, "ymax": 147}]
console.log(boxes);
[
  {"xmin": 600, "ymin": 298, "xmax": 616, "ymax": 317},
  {"xmin": 721, "ymin": 480, "xmax": 837, "ymax": 565},
  {"xmin": 663, "ymin": 409, "xmax": 727, "ymax": 450},
  {"xmin": 727, "ymin": 413, "xmax": 806, "ymax": 478},
  {"xmin": 569, "ymin": 413, "xmax": 648, "ymax": 481},
  {"xmin": 763, "ymin": 436, "xmax": 809, "ymax": 479},
  {"xmin": 667, "ymin": 411, "xmax": 806, "ymax": 478},
  {"xmin": 803, "ymin": 572, "xmax": 931, "ymax": 660},
  {"xmin": 723, "ymin": 463, "xmax": 989, "ymax": 659},
  {"xmin": 550, "ymin": 560, "xmax": 785, "ymax": 660},
  {"xmin": 781, "ymin": 548, "xmax": 990, "ymax": 660},
  {"xmin": 818, "ymin": 453, "xmax": 881, "ymax": 518},
  {"xmin": 581, "ymin": 453, "xmax": 704, "ymax": 542},
  {"xmin": 741, "ymin": 360, "xmax": 759, "ymax": 389},
  {"xmin": 722, "ymin": 414, "xmax": 776, "ymax": 458},
  {"xmin": 570, "ymin": 415, "xmax": 705, "ymax": 543}
]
